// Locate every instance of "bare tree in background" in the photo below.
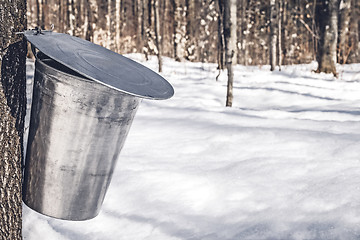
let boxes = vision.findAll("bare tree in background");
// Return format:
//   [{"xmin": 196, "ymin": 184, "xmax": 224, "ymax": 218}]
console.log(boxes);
[
  {"xmin": 115, "ymin": 0, "xmax": 121, "ymax": 52},
  {"xmin": 269, "ymin": 0, "xmax": 277, "ymax": 71},
  {"xmin": 154, "ymin": 0, "xmax": 163, "ymax": 72},
  {"xmin": 220, "ymin": 0, "xmax": 237, "ymax": 107},
  {"xmin": 349, "ymin": 0, "xmax": 359, "ymax": 63},
  {"xmin": 278, "ymin": 0, "xmax": 282, "ymax": 70},
  {"xmin": 217, "ymin": 0, "xmax": 225, "ymax": 71},
  {"xmin": 338, "ymin": 0, "xmax": 351, "ymax": 64},
  {"xmin": 0, "ymin": 0, "xmax": 27, "ymax": 238},
  {"xmin": 316, "ymin": 0, "xmax": 339, "ymax": 76},
  {"xmin": 136, "ymin": 0, "xmax": 145, "ymax": 53}
]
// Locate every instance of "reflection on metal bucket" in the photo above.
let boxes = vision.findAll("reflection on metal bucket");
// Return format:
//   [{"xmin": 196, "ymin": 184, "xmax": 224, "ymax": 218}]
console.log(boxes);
[{"xmin": 23, "ymin": 54, "xmax": 141, "ymax": 220}]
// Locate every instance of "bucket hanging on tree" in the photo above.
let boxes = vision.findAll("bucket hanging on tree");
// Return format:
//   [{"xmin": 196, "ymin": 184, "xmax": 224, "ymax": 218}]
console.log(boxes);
[{"xmin": 22, "ymin": 29, "xmax": 174, "ymax": 221}]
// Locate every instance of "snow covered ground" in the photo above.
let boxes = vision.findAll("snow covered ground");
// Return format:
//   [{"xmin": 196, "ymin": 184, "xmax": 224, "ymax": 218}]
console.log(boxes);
[{"xmin": 23, "ymin": 56, "xmax": 360, "ymax": 240}]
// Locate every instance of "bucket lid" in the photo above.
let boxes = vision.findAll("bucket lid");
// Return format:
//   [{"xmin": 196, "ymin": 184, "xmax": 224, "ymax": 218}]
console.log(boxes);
[{"xmin": 24, "ymin": 30, "xmax": 174, "ymax": 100}]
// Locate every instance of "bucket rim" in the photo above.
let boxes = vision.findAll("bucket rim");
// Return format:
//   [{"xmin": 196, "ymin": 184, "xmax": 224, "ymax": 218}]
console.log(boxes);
[
  {"xmin": 35, "ymin": 52, "xmax": 95, "ymax": 84},
  {"xmin": 25, "ymin": 31, "xmax": 174, "ymax": 100}
]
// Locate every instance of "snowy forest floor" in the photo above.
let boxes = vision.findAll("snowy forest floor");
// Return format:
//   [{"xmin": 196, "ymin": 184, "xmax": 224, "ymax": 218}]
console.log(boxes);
[{"xmin": 23, "ymin": 55, "xmax": 360, "ymax": 240}]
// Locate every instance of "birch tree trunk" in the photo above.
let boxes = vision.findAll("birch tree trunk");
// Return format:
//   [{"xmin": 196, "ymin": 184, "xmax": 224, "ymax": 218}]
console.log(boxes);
[
  {"xmin": 0, "ymin": 0, "xmax": 27, "ymax": 238},
  {"xmin": 269, "ymin": 0, "xmax": 277, "ymax": 71},
  {"xmin": 107, "ymin": 0, "xmax": 112, "ymax": 49},
  {"xmin": 222, "ymin": 0, "xmax": 237, "ymax": 107},
  {"xmin": 68, "ymin": 0, "xmax": 75, "ymax": 35},
  {"xmin": 316, "ymin": 0, "xmax": 339, "ymax": 76},
  {"xmin": 82, "ymin": 0, "xmax": 90, "ymax": 40}
]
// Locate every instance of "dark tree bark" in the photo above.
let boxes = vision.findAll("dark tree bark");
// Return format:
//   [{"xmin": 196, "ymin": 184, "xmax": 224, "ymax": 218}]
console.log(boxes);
[
  {"xmin": 348, "ymin": 0, "xmax": 359, "ymax": 63},
  {"xmin": 148, "ymin": 0, "xmax": 152, "ymax": 28},
  {"xmin": 217, "ymin": 0, "xmax": 225, "ymax": 71},
  {"xmin": 316, "ymin": 0, "xmax": 339, "ymax": 76},
  {"xmin": 338, "ymin": 0, "xmax": 351, "ymax": 64},
  {"xmin": 41, "ymin": 0, "xmax": 48, "ymax": 29},
  {"xmin": 0, "ymin": 0, "xmax": 27, "ymax": 238},
  {"xmin": 36, "ymin": 0, "xmax": 41, "ymax": 27}
]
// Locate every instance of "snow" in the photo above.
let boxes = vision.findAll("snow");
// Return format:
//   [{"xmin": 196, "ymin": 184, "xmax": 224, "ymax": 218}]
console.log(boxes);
[{"xmin": 23, "ymin": 56, "xmax": 360, "ymax": 240}]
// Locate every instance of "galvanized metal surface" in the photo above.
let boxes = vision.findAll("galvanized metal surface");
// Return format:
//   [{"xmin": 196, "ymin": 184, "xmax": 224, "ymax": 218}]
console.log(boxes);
[
  {"xmin": 24, "ymin": 30, "xmax": 174, "ymax": 100},
  {"xmin": 23, "ymin": 55, "xmax": 141, "ymax": 220}
]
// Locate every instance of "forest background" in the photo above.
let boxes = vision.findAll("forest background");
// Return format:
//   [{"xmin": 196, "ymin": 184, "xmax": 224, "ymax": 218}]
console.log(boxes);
[{"xmin": 27, "ymin": 0, "xmax": 360, "ymax": 69}]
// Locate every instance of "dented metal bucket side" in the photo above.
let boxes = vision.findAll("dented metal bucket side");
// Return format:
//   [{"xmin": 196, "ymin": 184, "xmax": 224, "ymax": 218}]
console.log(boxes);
[{"xmin": 23, "ymin": 55, "xmax": 141, "ymax": 220}]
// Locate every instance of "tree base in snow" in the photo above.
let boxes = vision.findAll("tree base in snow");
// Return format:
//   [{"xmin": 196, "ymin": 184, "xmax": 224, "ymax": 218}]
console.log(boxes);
[{"xmin": 315, "ymin": 64, "xmax": 338, "ymax": 77}]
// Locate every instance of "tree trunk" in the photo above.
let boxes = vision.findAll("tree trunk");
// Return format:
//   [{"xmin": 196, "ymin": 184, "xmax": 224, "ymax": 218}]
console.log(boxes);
[
  {"xmin": 36, "ymin": 0, "xmax": 41, "ymax": 27},
  {"xmin": 143, "ymin": 0, "xmax": 151, "ymax": 60},
  {"xmin": 141, "ymin": 0, "xmax": 147, "ymax": 56},
  {"xmin": 349, "ymin": 0, "xmax": 359, "ymax": 63},
  {"xmin": 41, "ymin": 0, "xmax": 47, "ymax": 29},
  {"xmin": 316, "ymin": 0, "xmax": 339, "ymax": 76},
  {"xmin": 184, "ymin": 0, "xmax": 196, "ymax": 61},
  {"xmin": 75, "ymin": 0, "xmax": 81, "ymax": 36},
  {"xmin": 115, "ymin": 0, "xmax": 121, "ymax": 52},
  {"xmin": 270, "ymin": 0, "xmax": 277, "ymax": 71},
  {"xmin": 338, "ymin": 0, "xmax": 351, "ymax": 64},
  {"xmin": 154, "ymin": 0, "xmax": 163, "ymax": 72},
  {"xmin": 62, "ymin": 0, "xmax": 68, "ymax": 32},
  {"xmin": 239, "ymin": 0, "xmax": 247, "ymax": 65},
  {"xmin": 87, "ymin": 0, "xmax": 97, "ymax": 42},
  {"xmin": 282, "ymin": 0, "xmax": 289, "ymax": 64},
  {"xmin": 82, "ymin": 0, "xmax": 90, "ymax": 40},
  {"xmin": 137, "ymin": 0, "xmax": 144, "ymax": 53},
  {"xmin": 217, "ymin": 0, "xmax": 225, "ymax": 70},
  {"xmin": 69, "ymin": 0, "xmax": 76, "ymax": 35},
  {"xmin": 0, "ymin": 0, "xmax": 27, "ymax": 238},
  {"xmin": 278, "ymin": 0, "xmax": 282, "ymax": 70},
  {"xmin": 312, "ymin": 0, "xmax": 318, "ymax": 61},
  {"xmin": 107, "ymin": 0, "xmax": 112, "ymax": 49},
  {"xmin": 170, "ymin": 0, "xmax": 178, "ymax": 61},
  {"xmin": 222, "ymin": 0, "xmax": 237, "ymax": 107}
]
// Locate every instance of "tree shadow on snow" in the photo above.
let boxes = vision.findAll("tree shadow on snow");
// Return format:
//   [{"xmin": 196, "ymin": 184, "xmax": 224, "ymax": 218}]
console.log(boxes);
[{"xmin": 233, "ymin": 86, "xmax": 341, "ymax": 101}]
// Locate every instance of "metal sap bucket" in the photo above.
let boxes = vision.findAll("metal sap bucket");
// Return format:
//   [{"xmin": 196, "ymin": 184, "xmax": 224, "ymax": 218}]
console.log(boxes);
[
  {"xmin": 23, "ymin": 30, "xmax": 173, "ymax": 221},
  {"xmin": 23, "ymin": 53, "xmax": 141, "ymax": 220}
]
